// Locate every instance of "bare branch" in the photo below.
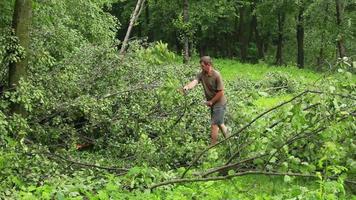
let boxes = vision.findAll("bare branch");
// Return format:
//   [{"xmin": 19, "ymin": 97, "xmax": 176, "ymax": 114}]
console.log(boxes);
[
  {"xmin": 120, "ymin": 0, "xmax": 146, "ymax": 54},
  {"xmin": 202, "ymin": 155, "xmax": 268, "ymax": 177}
]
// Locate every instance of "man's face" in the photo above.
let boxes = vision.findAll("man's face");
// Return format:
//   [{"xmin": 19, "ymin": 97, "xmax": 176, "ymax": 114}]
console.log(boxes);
[{"xmin": 200, "ymin": 62, "xmax": 211, "ymax": 73}]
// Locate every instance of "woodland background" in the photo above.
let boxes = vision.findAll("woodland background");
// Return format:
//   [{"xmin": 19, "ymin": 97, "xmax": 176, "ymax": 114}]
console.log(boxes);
[{"xmin": 0, "ymin": 0, "xmax": 355, "ymax": 199}]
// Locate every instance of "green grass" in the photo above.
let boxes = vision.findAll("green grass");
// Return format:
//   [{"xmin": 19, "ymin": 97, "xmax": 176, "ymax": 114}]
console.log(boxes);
[
  {"xmin": 215, "ymin": 58, "xmax": 355, "ymax": 110},
  {"xmin": 216, "ymin": 59, "xmax": 322, "ymax": 82},
  {"xmin": 125, "ymin": 175, "xmax": 349, "ymax": 199},
  {"xmin": 254, "ymin": 94, "xmax": 293, "ymax": 109},
  {"xmin": 215, "ymin": 59, "xmax": 308, "ymax": 109}
]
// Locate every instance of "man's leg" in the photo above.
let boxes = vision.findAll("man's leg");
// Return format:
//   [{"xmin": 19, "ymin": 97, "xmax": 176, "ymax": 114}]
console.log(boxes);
[
  {"xmin": 211, "ymin": 104, "xmax": 227, "ymax": 145},
  {"xmin": 218, "ymin": 123, "xmax": 232, "ymax": 157},
  {"xmin": 211, "ymin": 124, "xmax": 219, "ymax": 145},
  {"xmin": 218, "ymin": 124, "xmax": 229, "ymax": 138}
]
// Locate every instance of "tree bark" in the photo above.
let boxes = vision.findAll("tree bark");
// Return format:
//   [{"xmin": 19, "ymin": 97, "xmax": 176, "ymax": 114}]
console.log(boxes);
[
  {"xmin": 275, "ymin": 12, "xmax": 285, "ymax": 66},
  {"xmin": 120, "ymin": 0, "xmax": 145, "ymax": 54},
  {"xmin": 317, "ymin": 3, "xmax": 329, "ymax": 70},
  {"xmin": 335, "ymin": 0, "xmax": 346, "ymax": 58},
  {"xmin": 238, "ymin": 5, "xmax": 250, "ymax": 61},
  {"xmin": 145, "ymin": 2, "xmax": 153, "ymax": 42},
  {"xmin": 251, "ymin": 2, "xmax": 264, "ymax": 60},
  {"xmin": 9, "ymin": 0, "xmax": 32, "ymax": 116},
  {"xmin": 183, "ymin": 0, "xmax": 189, "ymax": 64},
  {"xmin": 296, "ymin": 3, "xmax": 304, "ymax": 68}
]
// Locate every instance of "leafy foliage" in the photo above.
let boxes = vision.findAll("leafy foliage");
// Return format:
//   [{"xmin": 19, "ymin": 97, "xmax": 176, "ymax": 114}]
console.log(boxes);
[{"xmin": 0, "ymin": 0, "xmax": 355, "ymax": 199}]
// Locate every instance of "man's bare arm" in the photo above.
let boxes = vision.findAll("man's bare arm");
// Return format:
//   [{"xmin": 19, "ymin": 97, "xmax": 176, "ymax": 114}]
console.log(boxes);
[
  {"xmin": 208, "ymin": 90, "xmax": 224, "ymax": 105},
  {"xmin": 183, "ymin": 79, "xmax": 198, "ymax": 91}
]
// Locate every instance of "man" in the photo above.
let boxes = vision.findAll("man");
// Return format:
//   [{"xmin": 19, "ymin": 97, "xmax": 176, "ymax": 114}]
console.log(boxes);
[{"xmin": 183, "ymin": 56, "xmax": 228, "ymax": 145}]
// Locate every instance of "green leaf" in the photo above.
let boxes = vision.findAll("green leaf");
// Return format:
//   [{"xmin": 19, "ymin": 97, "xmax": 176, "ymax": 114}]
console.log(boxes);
[
  {"xmin": 284, "ymin": 175, "xmax": 292, "ymax": 183},
  {"xmin": 97, "ymin": 190, "xmax": 109, "ymax": 200}
]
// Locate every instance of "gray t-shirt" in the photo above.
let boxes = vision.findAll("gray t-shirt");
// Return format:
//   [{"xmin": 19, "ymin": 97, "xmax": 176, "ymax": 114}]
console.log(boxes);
[{"xmin": 196, "ymin": 69, "xmax": 227, "ymax": 106}]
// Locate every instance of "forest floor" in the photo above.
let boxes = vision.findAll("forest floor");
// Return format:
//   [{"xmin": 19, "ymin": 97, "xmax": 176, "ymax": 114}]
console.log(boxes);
[{"xmin": 6, "ymin": 59, "xmax": 356, "ymax": 199}]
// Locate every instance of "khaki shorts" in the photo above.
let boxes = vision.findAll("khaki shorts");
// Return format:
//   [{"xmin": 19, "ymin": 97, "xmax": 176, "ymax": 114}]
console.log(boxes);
[{"xmin": 210, "ymin": 104, "xmax": 226, "ymax": 125}]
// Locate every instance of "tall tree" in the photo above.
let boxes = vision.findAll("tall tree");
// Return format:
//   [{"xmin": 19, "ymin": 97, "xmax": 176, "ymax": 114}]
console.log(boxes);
[
  {"xmin": 296, "ymin": 1, "xmax": 305, "ymax": 68},
  {"xmin": 275, "ymin": 11, "xmax": 285, "ymax": 66},
  {"xmin": 316, "ymin": 2, "xmax": 330, "ymax": 70},
  {"xmin": 9, "ymin": 0, "xmax": 32, "ymax": 116},
  {"xmin": 237, "ymin": 2, "xmax": 251, "ymax": 61},
  {"xmin": 183, "ymin": 0, "xmax": 190, "ymax": 64},
  {"xmin": 120, "ymin": 0, "xmax": 146, "ymax": 54},
  {"xmin": 335, "ymin": 0, "xmax": 346, "ymax": 58},
  {"xmin": 273, "ymin": 0, "xmax": 294, "ymax": 66},
  {"xmin": 251, "ymin": 0, "xmax": 264, "ymax": 60}
]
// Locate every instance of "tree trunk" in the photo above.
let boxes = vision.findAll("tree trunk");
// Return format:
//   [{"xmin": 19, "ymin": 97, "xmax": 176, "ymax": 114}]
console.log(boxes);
[
  {"xmin": 238, "ymin": 5, "xmax": 250, "ymax": 61},
  {"xmin": 145, "ymin": 2, "xmax": 153, "ymax": 42},
  {"xmin": 275, "ymin": 12, "xmax": 285, "ymax": 66},
  {"xmin": 317, "ymin": 35, "xmax": 326, "ymax": 71},
  {"xmin": 251, "ymin": 2, "xmax": 264, "ymax": 60},
  {"xmin": 120, "ymin": 0, "xmax": 145, "ymax": 54},
  {"xmin": 197, "ymin": 25, "xmax": 206, "ymax": 56},
  {"xmin": 9, "ymin": 0, "xmax": 32, "ymax": 116},
  {"xmin": 317, "ymin": 3, "xmax": 329, "ymax": 70},
  {"xmin": 183, "ymin": 0, "xmax": 189, "ymax": 64},
  {"xmin": 296, "ymin": 3, "xmax": 304, "ymax": 68},
  {"xmin": 335, "ymin": 0, "xmax": 346, "ymax": 58}
]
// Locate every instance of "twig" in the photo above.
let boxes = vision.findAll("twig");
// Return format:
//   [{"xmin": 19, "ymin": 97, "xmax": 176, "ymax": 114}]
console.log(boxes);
[
  {"xmin": 225, "ymin": 140, "xmax": 254, "ymax": 165},
  {"xmin": 202, "ymin": 155, "xmax": 268, "ymax": 177}
]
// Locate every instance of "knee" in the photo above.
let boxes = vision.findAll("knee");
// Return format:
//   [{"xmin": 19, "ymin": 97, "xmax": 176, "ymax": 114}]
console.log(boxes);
[
  {"xmin": 211, "ymin": 124, "xmax": 219, "ymax": 130},
  {"xmin": 217, "ymin": 124, "xmax": 226, "ymax": 130}
]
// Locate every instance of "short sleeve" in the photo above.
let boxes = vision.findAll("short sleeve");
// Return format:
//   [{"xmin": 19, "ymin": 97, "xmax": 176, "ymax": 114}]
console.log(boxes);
[
  {"xmin": 195, "ymin": 72, "xmax": 202, "ymax": 83},
  {"xmin": 216, "ymin": 72, "xmax": 224, "ymax": 91}
]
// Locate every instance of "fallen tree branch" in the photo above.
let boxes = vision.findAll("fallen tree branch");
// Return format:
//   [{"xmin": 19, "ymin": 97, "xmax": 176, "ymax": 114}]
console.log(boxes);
[
  {"xmin": 181, "ymin": 90, "xmax": 310, "ymax": 178},
  {"xmin": 308, "ymin": 90, "xmax": 356, "ymax": 101},
  {"xmin": 208, "ymin": 125, "xmax": 320, "ymax": 176},
  {"xmin": 262, "ymin": 126, "xmax": 326, "ymax": 170},
  {"xmin": 181, "ymin": 90, "xmax": 355, "ymax": 178},
  {"xmin": 43, "ymin": 152, "xmax": 129, "ymax": 174},
  {"xmin": 225, "ymin": 102, "xmax": 322, "ymax": 165},
  {"xmin": 225, "ymin": 140, "xmax": 254, "ymax": 165},
  {"xmin": 33, "ymin": 83, "xmax": 160, "ymax": 125},
  {"xmin": 152, "ymin": 171, "xmax": 317, "ymax": 190},
  {"xmin": 151, "ymin": 171, "xmax": 356, "ymax": 190},
  {"xmin": 202, "ymin": 155, "xmax": 268, "ymax": 177},
  {"xmin": 100, "ymin": 83, "xmax": 159, "ymax": 99},
  {"xmin": 201, "ymin": 110, "xmax": 355, "ymax": 180}
]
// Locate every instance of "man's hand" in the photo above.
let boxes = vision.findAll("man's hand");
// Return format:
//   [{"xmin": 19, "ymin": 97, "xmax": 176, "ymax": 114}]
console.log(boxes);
[
  {"xmin": 178, "ymin": 87, "xmax": 188, "ymax": 95},
  {"xmin": 204, "ymin": 101, "xmax": 213, "ymax": 107}
]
